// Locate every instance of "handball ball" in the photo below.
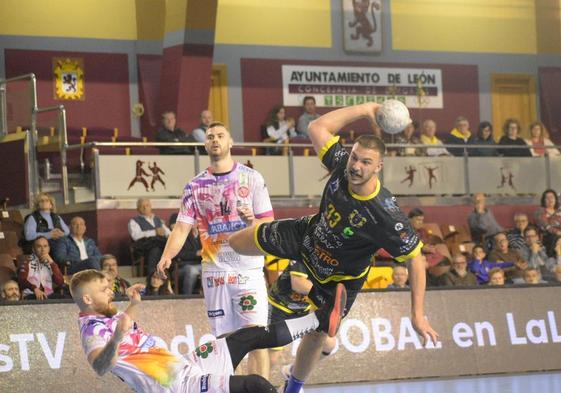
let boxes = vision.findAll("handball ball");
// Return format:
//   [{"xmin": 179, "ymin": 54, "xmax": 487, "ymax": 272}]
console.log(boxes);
[{"xmin": 375, "ymin": 99, "xmax": 411, "ymax": 134}]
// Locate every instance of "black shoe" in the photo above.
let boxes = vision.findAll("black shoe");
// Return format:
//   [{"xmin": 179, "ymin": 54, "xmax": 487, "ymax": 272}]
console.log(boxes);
[{"xmin": 316, "ymin": 283, "xmax": 347, "ymax": 337}]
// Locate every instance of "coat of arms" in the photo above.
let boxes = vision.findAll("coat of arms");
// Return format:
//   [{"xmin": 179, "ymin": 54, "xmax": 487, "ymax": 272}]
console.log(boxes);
[{"xmin": 53, "ymin": 58, "xmax": 85, "ymax": 100}]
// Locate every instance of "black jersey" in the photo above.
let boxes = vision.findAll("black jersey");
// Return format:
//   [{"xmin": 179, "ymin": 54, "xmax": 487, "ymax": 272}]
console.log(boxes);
[
  {"xmin": 299, "ymin": 136, "xmax": 422, "ymax": 283},
  {"xmin": 268, "ymin": 260, "xmax": 312, "ymax": 315}
]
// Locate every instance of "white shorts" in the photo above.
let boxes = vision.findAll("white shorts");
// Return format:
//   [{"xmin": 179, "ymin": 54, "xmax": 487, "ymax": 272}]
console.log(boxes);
[
  {"xmin": 202, "ymin": 268, "xmax": 268, "ymax": 337},
  {"xmin": 175, "ymin": 338, "xmax": 234, "ymax": 393}
]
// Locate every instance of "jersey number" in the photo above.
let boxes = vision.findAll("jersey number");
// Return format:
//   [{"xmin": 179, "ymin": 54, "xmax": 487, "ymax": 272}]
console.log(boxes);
[{"xmin": 326, "ymin": 203, "xmax": 341, "ymax": 228}]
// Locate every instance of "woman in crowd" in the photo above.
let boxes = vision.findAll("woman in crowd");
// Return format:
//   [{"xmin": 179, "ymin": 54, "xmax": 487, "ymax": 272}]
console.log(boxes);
[
  {"xmin": 525, "ymin": 121, "xmax": 561, "ymax": 157},
  {"xmin": 498, "ymin": 118, "xmax": 531, "ymax": 157},
  {"xmin": 534, "ymin": 189, "xmax": 561, "ymax": 253},
  {"xmin": 470, "ymin": 121, "xmax": 498, "ymax": 156},
  {"xmin": 143, "ymin": 270, "xmax": 174, "ymax": 296}
]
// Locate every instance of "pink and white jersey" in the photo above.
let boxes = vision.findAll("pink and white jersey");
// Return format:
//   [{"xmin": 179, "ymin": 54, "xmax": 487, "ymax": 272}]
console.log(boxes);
[
  {"xmin": 177, "ymin": 163, "xmax": 273, "ymax": 271},
  {"xmin": 79, "ymin": 312, "xmax": 184, "ymax": 392}
]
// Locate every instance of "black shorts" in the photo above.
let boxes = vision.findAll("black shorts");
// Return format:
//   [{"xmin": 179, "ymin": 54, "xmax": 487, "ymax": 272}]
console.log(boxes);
[
  {"xmin": 268, "ymin": 304, "xmax": 306, "ymax": 324},
  {"xmin": 255, "ymin": 217, "xmax": 365, "ymax": 316}
]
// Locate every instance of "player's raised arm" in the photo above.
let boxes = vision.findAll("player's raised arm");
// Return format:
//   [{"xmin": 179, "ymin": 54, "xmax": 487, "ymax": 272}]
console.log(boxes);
[{"xmin": 307, "ymin": 102, "xmax": 381, "ymax": 156}]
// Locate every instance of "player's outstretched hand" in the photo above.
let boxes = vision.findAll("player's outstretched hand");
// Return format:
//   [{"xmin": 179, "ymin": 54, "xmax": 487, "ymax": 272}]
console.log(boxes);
[
  {"xmin": 126, "ymin": 283, "xmax": 145, "ymax": 306},
  {"xmin": 412, "ymin": 315, "xmax": 439, "ymax": 346},
  {"xmin": 156, "ymin": 257, "xmax": 172, "ymax": 279}
]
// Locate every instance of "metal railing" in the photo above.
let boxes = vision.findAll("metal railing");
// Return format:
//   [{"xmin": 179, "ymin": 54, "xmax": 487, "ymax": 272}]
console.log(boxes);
[{"xmin": 61, "ymin": 140, "xmax": 561, "ymax": 203}]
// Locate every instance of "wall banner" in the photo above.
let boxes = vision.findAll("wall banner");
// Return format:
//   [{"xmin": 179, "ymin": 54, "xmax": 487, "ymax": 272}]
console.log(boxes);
[
  {"xmin": 342, "ymin": 0, "xmax": 383, "ymax": 53},
  {"xmin": 52, "ymin": 58, "xmax": 85, "ymax": 100},
  {"xmin": 282, "ymin": 64, "xmax": 443, "ymax": 108},
  {"xmin": 2, "ymin": 287, "xmax": 561, "ymax": 392}
]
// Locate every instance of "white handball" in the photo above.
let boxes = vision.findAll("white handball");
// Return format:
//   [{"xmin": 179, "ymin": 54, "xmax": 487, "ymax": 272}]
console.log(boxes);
[{"xmin": 375, "ymin": 99, "xmax": 411, "ymax": 134}]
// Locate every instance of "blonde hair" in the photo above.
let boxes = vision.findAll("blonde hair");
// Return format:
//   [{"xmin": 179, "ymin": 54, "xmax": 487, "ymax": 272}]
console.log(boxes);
[
  {"xmin": 33, "ymin": 192, "xmax": 56, "ymax": 212},
  {"xmin": 70, "ymin": 269, "xmax": 106, "ymax": 298}
]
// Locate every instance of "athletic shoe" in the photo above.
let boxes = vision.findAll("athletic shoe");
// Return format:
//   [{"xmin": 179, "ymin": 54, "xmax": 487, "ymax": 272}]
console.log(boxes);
[{"xmin": 315, "ymin": 283, "xmax": 347, "ymax": 337}]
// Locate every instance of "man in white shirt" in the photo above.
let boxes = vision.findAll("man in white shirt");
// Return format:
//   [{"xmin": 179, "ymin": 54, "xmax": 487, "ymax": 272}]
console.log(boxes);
[{"xmin": 128, "ymin": 198, "xmax": 171, "ymax": 275}]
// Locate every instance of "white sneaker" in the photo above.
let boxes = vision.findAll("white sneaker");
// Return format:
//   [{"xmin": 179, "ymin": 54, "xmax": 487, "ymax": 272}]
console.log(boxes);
[{"xmin": 281, "ymin": 364, "xmax": 304, "ymax": 393}]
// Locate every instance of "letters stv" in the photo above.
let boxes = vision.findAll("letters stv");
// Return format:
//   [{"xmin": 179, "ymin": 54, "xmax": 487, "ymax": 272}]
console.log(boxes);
[{"xmin": 53, "ymin": 57, "xmax": 85, "ymax": 100}]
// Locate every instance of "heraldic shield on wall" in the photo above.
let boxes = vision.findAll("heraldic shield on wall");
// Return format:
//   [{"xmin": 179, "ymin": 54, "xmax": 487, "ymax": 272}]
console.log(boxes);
[
  {"xmin": 53, "ymin": 57, "xmax": 85, "ymax": 100},
  {"xmin": 342, "ymin": 0, "xmax": 382, "ymax": 53}
]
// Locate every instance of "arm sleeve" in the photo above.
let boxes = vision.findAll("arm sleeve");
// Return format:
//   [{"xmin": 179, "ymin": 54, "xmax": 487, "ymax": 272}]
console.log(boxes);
[
  {"xmin": 52, "ymin": 238, "xmax": 72, "ymax": 264},
  {"xmin": 296, "ymin": 115, "xmax": 307, "ymax": 135},
  {"xmin": 81, "ymin": 320, "xmax": 115, "ymax": 356},
  {"xmin": 59, "ymin": 218, "xmax": 70, "ymax": 236},
  {"xmin": 50, "ymin": 262, "xmax": 65, "ymax": 286},
  {"xmin": 18, "ymin": 262, "xmax": 36, "ymax": 291},
  {"xmin": 252, "ymin": 173, "xmax": 274, "ymax": 219},
  {"xmin": 266, "ymin": 125, "xmax": 289, "ymax": 141},
  {"xmin": 380, "ymin": 208, "xmax": 423, "ymax": 263},
  {"xmin": 289, "ymin": 260, "xmax": 309, "ymax": 278},
  {"xmin": 24, "ymin": 215, "xmax": 44, "ymax": 240},
  {"xmin": 319, "ymin": 137, "xmax": 348, "ymax": 172},
  {"xmin": 177, "ymin": 184, "xmax": 197, "ymax": 225}
]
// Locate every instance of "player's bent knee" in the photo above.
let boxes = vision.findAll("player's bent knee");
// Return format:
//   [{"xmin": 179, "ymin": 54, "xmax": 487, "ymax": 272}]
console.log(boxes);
[{"xmin": 229, "ymin": 374, "xmax": 276, "ymax": 393}]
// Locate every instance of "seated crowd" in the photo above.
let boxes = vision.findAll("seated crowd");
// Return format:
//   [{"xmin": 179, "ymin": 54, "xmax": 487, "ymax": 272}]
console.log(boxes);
[
  {"xmin": 2, "ymin": 185, "xmax": 561, "ymax": 303},
  {"xmin": 0, "ymin": 194, "xmax": 203, "ymax": 302}
]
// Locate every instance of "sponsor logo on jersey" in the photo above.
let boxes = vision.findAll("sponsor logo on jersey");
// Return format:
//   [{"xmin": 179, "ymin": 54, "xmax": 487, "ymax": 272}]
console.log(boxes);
[
  {"xmin": 208, "ymin": 220, "xmax": 246, "ymax": 235},
  {"xmin": 329, "ymin": 178, "xmax": 340, "ymax": 193},
  {"xmin": 207, "ymin": 309, "xmax": 225, "ymax": 318},
  {"xmin": 342, "ymin": 227, "xmax": 355, "ymax": 238},
  {"xmin": 314, "ymin": 244, "xmax": 339, "ymax": 266},
  {"xmin": 383, "ymin": 197, "xmax": 399, "ymax": 212},
  {"xmin": 395, "ymin": 222, "xmax": 404, "ymax": 231},
  {"xmin": 349, "ymin": 210, "xmax": 367, "ymax": 228},
  {"xmin": 200, "ymin": 374, "xmax": 210, "ymax": 392},
  {"xmin": 237, "ymin": 186, "xmax": 250, "ymax": 198},
  {"xmin": 207, "ymin": 276, "xmax": 225, "ymax": 288}
]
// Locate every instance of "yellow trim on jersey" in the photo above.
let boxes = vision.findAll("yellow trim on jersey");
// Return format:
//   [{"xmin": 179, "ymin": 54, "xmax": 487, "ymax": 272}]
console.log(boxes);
[
  {"xmin": 268, "ymin": 296, "xmax": 312, "ymax": 314},
  {"xmin": 394, "ymin": 241, "xmax": 424, "ymax": 263},
  {"xmin": 302, "ymin": 257, "xmax": 370, "ymax": 284},
  {"xmin": 348, "ymin": 178, "xmax": 381, "ymax": 201},
  {"xmin": 253, "ymin": 223, "xmax": 268, "ymax": 255},
  {"xmin": 318, "ymin": 135, "xmax": 340, "ymax": 161},
  {"xmin": 289, "ymin": 271, "xmax": 309, "ymax": 278}
]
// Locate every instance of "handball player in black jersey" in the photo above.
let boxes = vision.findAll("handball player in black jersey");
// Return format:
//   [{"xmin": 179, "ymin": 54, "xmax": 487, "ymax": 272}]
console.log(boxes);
[{"xmin": 230, "ymin": 102, "xmax": 439, "ymax": 393}]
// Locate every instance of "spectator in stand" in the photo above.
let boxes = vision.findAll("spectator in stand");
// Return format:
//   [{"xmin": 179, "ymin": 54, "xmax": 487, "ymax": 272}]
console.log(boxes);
[
  {"xmin": 488, "ymin": 232, "xmax": 524, "ymax": 267},
  {"xmin": 518, "ymin": 226, "xmax": 548, "ymax": 275},
  {"xmin": 53, "ymin": 216, "xmax": 102, "ymax": 274},
  {"xmin": 438, "ymin": 254, "xmax": 478, "ymax": 287},
  {"xmin": 445, "ymin": 116, "xmax": 474, "ymax": 156},
  {"xmin": 155, "ymin": 111, "xmax": 194, "ymax": 155},
  {"xmin": 263, "ymin": 105, "xmax": 297, "ymax": 145},
  {"xmin": 143, "ymin": 270, "xmax": 173, "ymax": 296},
  {"xmin": 506, "ymin": 212, "xmax": 530, "ymax": 252},
  {"xmin": 100, "ymin": 254, "xmax": 130, "ymax": 297},
  {"xmin": 22, "ymin": 192, "xmax": 69, "ymax": 254},
  {"xmin": 387, "ymin": 265, "xmax": 409, "ymax": 288},
  {"xmin": 0, "ymin": 253, "xmax": 17, "ymax": 289},
  {"xmin": 468, "ymin": 193, "xmax": 503, "ymax": 246},
  {"xmin": 488, "ymin": 267, "xmax": 505, "ymax": 286},
  {"xmin": 525, "ymin": 121, "xmax": 560, "ymax": 158},
  {"xmin": 522, "ymin": 267, "xmax": 542, "ymax": 284},
  {"xmin": 1, "ymin": 280, "xmax": 21, "ymax": 302},
  {"xmin": 534, "ymin": 189, "xmax": 561, "ymax": 253},
  {"xmin": 498, "ymin": 118, "xmax": 531, "ymax": 157},
  {"xmin": 169, "ymin": 213, "xmax": 202, "ymax": 295},
  {"xmin": 546, "ymin": 237, "xmax": 561, "ymax": 276},
  {"xmin": 296, "ymin": 96, "xmax": 320, "ymax": 137},
  {"xmin": 18, "ymin": 236, "xmax": 65, "ymax": 300},
  {"xmin": 420, "ymin": 119, "xmax": 450, "ymax": 157},
  {"xmin": 408, "ymin": 208, "xmax": 449, "ymax": 269},
  {"xmin": 468, "ymin": 244, "xmax": 513, "ymax": 285},
  {"xmin": 395, "ymin": 120, "xmax": 423, "ymax": 156},
  {"xmin": 128, "ymin": 198, "xmax": 171, "ymax": 275},
  {"xmin": 469, "ymin": 121, "xmax": 498, "ymax": 157},
  {"xmin": 192, "ymin": 110, "xmax": 213, "ymax": 143}
]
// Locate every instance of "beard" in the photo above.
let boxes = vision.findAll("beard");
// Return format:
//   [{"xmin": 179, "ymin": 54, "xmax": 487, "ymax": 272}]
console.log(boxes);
[{"xmin": 93, "ymin": 301, "xmax": 118, "ymax": 317}]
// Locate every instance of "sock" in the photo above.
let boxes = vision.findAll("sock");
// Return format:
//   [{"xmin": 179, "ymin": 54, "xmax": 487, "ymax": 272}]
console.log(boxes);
[
  {"xmin": 284, "ymin": 375, "xmax": 305, "ymax": 393},
  {"xmin": 284, "ymin": 313, "xmax": 320, "ymax": 340}
]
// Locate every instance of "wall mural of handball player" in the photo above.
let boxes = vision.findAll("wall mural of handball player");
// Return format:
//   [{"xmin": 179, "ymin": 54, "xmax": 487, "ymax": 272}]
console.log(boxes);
[{"xmin": 228, "ymin": 99, "xmax": 438, "ymax": 393}]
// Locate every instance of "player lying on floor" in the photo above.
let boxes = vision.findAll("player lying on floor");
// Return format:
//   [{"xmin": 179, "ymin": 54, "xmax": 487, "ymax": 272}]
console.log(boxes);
[{"xmin": 70, "ymin": 269, "xmax": 346, "ymax": 393}]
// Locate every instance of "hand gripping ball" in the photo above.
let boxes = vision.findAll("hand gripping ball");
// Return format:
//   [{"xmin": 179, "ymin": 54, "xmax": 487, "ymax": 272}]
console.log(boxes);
[{"xmin": 375, "ymin": 99, "xmax": 411, "ymax": 134}]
